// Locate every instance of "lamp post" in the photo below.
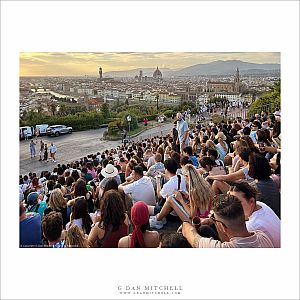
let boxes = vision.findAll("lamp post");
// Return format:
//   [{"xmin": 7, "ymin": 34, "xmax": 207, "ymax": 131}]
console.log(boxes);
[
  {"xmin": 156, "ymin": 94, "xmax": 159, "ymax": 113},
  {"xmin": 127, "ymin": 115, "xmax": 132, "ymax": 136}
]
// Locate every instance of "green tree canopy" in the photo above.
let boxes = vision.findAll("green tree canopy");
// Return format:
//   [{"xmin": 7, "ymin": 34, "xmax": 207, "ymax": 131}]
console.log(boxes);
[{"xmin": 247, "ymin": 80, "xmax": 280, "ymax": 117}]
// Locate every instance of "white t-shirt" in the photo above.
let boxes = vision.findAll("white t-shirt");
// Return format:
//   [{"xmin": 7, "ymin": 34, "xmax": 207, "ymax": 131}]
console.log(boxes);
[
  {"xmin": 246, "ymin": 201, "xmax": 281, "ymax": 248},
  {"xmin": 123, "ymin": 176, "xmax": 156, "ymax": 206},
  {"xmin": 160, "ymin": 174, "xmax": 187, "ymax": 199},
  {"xmin": 147, "ymin": 156, "xmax": 156, "ymax": 169},
  {"xmin": 50, "ymin": 145, "xmax": 57, "ymax": 154}
]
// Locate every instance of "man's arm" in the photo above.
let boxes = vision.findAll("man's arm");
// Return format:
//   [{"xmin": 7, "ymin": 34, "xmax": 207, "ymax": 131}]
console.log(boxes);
[
  {"xmin": 156, "ymin": 176, "xmax": 162, "ymax": 197},
  {"xmin": 182, "ymin": 222, "xmax": 201, "ymax": 248}
]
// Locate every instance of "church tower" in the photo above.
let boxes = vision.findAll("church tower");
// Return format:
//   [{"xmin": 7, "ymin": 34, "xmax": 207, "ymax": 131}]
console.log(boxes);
[
  {"xmin": 234, "ymin": 67, "xmax": 240, "ymax": 92},
  {"xmin": 99, "ymin": 67, "xmax": 103, "ymax": 82}
]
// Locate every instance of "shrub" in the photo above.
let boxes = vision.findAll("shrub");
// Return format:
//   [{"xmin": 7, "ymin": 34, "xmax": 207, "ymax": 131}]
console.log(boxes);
[
  {"xmin": 248, "ymin": 80, "xmax": 280, "ymax": 117},
  {"xmin": 211, "ymin": 114, "xmax": 225, "ymax": 124},
  {"xmin": 163, "ymin": 109, "xmax": 174, "ymax": 118},
  {"xmin": 108, "ymin": 119, "xmax": 122, "ymax": 136}
]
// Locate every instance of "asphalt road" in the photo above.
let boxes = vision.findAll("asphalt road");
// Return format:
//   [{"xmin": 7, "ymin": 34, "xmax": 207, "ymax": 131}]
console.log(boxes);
[{"xmin": 19, "ymin": 122, "xmax": 173, "ymax": 176}]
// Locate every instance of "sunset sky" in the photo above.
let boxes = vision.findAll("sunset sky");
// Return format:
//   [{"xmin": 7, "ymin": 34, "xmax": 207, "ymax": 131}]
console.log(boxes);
[{"xmin": 20, "ymin": 52, "xmax": 280, "ymax": 76}]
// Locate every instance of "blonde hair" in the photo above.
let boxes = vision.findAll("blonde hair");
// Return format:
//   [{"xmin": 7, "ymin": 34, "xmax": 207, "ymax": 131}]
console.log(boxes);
[
  {"xmin": 65, "ymin": 224, "xmax": 89, "ymax": 248},
  {"xmin": 218, "ymin": 138, "xmax": 227, "ymax": 152},
  {"xmin": 205, "ymin": 140, "xmax": 217, "ymax": 151},
  {"xmin": 49, "ymin": 188, "xmax": 67, "ymax": 211},
  {"xmin": 182, "ymin": 164, "xmax": 214, "ymax": 212}
]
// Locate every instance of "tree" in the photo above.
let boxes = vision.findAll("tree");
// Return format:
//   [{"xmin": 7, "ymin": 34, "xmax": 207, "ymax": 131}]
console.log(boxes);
[
  {"xmin": 50, "ymin": 103, "xmax": 56, "ymax": 116},
  {"xmin": 100, "ymin": 102, "xmax": 110, "ymax": 119},
  {"xmin": 59, "ymin": 104, "xmax": 67, "ymax": 116},
  {"xmin": 247, "ymin": 80, "xmax": 280, "ymax": 117}
]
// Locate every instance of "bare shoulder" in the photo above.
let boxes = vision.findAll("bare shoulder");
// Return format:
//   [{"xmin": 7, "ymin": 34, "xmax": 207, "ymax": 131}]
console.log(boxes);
[
  {"xmin": 148, "ymin": 230, "xmax": 160, "ymax": 244},
  {"xmin": 118, "ymin": 235, "xmax": 130, "ymax": 248}
]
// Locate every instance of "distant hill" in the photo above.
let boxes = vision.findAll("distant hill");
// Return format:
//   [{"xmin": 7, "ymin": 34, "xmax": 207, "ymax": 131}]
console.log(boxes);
[
  {"xmin": 104, "ymin": 60, "xmax": 280, "ymax": 78},
  {"xmin": 173, "ymin": 60, "xmax": 280, "ymax": 76}
]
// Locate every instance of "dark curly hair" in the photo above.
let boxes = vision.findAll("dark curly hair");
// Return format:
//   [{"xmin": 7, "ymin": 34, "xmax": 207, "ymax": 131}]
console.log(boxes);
[
  {"xmin": 42, "ymin": 211, "xmax": 63, "ymax": 242},
  {"xmin": 99, "ymin": 190, "xmax": 126, "ymax": 231},
  {"xmin": 212, "ymin": 194, "xmax": 245, "ymax": 227}
]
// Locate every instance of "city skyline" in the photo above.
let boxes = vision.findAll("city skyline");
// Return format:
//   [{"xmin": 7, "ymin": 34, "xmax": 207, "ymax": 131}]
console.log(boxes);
[{"xmin": 20, "ymin": 52, "xmax": 280, "ymax": 77}]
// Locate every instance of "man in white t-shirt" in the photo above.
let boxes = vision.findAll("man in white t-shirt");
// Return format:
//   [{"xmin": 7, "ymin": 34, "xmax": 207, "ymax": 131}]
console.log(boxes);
[
  {"xmin": 229, "ymin": 182, "xmax": 280, "ymax": 247},
  {"xmin": 183, "ymin": 194, "xmax": 274, "ymax": 248},
  {"xmin": 149, "ymin": 158, "xmax": 187, "ymax": 229},
  {"xmin": 50, "ymin": 143, "xmax": 57, "ymax": 162},
  {"xmin": 119, "ymin": 165, "xmax": 156, "ymax": 206}
]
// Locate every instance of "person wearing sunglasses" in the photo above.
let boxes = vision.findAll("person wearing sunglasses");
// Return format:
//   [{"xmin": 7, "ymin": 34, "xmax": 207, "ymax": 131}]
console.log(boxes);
[{"xmin": 182, "ymin": 194, "xmax": 274, "ymax": 248}]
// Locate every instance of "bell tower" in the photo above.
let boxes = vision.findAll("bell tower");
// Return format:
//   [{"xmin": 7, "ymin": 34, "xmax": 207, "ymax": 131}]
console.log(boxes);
[
  {"xmin": 99, "ymin": 67, "xmax": 103, "ymax": 82},
  {"xmin": 234, "ymin": 67, "xmax": 240, "ymax": 92}
]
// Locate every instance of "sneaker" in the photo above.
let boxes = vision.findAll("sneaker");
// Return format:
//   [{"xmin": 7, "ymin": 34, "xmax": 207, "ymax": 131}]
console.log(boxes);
[{"xmin": 149, "ymin": 215, "xmax": 166, "ymax": 230}]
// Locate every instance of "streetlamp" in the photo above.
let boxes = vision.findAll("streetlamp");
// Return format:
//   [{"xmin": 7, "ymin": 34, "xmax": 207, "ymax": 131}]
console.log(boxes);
[
  {"xmin": 156, "ymin": 94, "xmax": 159, "ymax": 113},
  {"xmin": 127, "ymin": 115, "xmax": 132, "ymax": 136}
]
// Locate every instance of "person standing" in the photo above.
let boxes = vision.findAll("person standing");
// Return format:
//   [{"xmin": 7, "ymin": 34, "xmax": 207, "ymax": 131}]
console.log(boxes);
[
  {"xmin": 50, "ymin": 143, "xmax": 57, "ymax": 162},
  {"xmin": 176, "ymin": 112, "xmax": 189, "ymax": 153},
  {"xmin": 24, "ymin": 128, "xmax": 28, "ymax": 140},
  {"xmin": 43, "ymin": 144, "xmax": 48, "ymax": 162},
  {"xmin": 123, "ymin": 129, "xmax": 127, "ymax": 146},
  {"xmin": 172, "ymin": 121, "xmax": 179, "ymax": 152},
  {"xmin": 29, "ymin": 139, "xmax": 36, "ymax": 159},
  {"xmin": 144, "ymin": 117, "xmax": 148, "ymax": 126},
  {"xmin": 39, "ymin": 140, "xmax": 44, "ymax": 161}
]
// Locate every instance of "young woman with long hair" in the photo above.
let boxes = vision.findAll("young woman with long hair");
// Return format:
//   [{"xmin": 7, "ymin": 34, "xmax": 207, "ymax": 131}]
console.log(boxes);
[
  {"xmin": 192, "ymin": 136, "xmax": 202, "ymax": 156},
  {"xmin": 66, "ymin": 197, "xmax": 93, "ymax": 234},
  {"xmin": 88, "ymin": 190, "xmax": 129, "ymax": 248},
  {"xmin": 65, "ymin": 224, "xmax": 89, "ymax": 248},
  {"xmin": 44, "ymin": 188, "xmax": 69, "ymax": 228},
  {"xmin": 67, "ymin": 178, "xmax": 94, "ymax": 213}
]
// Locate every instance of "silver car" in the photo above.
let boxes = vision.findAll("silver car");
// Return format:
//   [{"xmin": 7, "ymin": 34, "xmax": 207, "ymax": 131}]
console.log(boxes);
[{"xmin": 47, "ymin": 125, "xmax": 73, "ymax": 137}]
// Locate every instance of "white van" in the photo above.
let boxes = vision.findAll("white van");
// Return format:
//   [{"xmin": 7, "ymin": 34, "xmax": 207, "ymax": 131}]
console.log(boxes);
[
  {"xmin": 20, "ymin": 126, "xmax": 33, "ymax": 140},
  {"xmin": 35, "ymin": 124, "xmax": 49, "ymax": 136}
]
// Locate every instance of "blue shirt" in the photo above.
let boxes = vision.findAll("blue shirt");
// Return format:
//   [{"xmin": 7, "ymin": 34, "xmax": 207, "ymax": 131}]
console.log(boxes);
[
  {"xmin": 26, "ymin": 201, "xmax": 47, "ymax": 219},
  {"xmin": 177, "ymin": 119, "xmax": 189, "ymax": 144},
  {"xmin": 53, "ymin": 240, "xmax": 65, "ymax": 248},
  {"xmin": 20, "ymin": 213, "xmax": 42, "ymax": 247},
  {"xmin": 189, "ymin": 155, "xmax": 199, "ymax": 167}
]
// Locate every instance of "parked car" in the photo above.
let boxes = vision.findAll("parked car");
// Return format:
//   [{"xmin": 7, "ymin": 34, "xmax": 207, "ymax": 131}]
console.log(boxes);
[
  {"xmin": 35, "ymin": 124, "xmax": 49, "ymax": 136},
  {"xmin": 20, "ymin": 126, "xmax": 34, "ymax": 140},
  {"xmin": 47, "ymin": 125, "xmax": 73, "ymax": 137}
]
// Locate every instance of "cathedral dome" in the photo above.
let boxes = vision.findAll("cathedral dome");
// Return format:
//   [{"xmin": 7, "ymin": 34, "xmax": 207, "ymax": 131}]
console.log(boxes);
[{"xmin": 153, "ymin": 67, "xmax": 162, "ymax": 78}]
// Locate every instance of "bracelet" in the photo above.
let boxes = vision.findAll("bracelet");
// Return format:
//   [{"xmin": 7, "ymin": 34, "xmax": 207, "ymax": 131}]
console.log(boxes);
[{"xmin": 183, "ymin": 220, "xmax": 190, "ymax": 223}]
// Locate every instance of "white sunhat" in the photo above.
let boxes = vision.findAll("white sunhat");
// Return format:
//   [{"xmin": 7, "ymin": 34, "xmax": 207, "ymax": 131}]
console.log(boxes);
[{"xmin": 101, "ymin": 164, "xmax": 118, "ymax": 178}]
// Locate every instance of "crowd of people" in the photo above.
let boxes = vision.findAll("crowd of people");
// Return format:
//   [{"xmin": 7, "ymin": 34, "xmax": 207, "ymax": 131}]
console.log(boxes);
[{"xmin": 19, "ymin": 108, "xmax": 281, "ymax": 248}]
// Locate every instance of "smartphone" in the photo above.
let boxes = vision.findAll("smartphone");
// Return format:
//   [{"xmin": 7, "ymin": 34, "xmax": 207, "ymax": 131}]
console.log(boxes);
[{"xmin": 258, "ymin": 142, "xmax": 265, "ymax": 152}]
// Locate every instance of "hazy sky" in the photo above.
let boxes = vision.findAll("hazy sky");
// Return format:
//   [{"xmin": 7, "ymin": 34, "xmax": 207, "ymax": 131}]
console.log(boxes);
[{"xmin": 20, "ymin": 52, "xmax": 280, "ymax": 76}]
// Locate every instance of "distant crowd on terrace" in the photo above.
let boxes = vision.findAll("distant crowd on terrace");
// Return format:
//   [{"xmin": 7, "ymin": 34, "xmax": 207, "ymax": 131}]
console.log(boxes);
[{"xmin": 19, "ymin": 108, "xmax": 281, "ymax": 248}]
